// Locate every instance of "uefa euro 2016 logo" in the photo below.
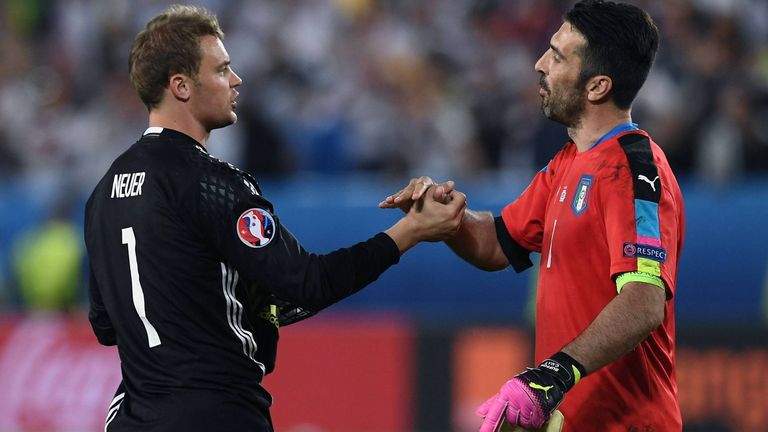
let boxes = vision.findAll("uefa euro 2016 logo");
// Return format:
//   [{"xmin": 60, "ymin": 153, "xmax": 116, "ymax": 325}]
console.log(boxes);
[{"xmin": 237, "ymin": 208, "xmax": 276, "ymax": 248}]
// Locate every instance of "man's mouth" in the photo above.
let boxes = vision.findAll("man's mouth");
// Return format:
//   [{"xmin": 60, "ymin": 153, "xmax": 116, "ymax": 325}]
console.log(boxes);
[{"xmin": 539, "ymin": 76, "xmax": 549, "ymax": 95}]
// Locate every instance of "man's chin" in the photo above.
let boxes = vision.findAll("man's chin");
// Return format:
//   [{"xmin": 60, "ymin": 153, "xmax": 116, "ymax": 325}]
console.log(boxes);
[
  {"xmin": 541, "ymin": 105, "xmax": 553, "ymax": 120},
  {"xmin": 541, "ymin": 108, "xmax": 569, "ymax": 126},
  {"xmin": 209, "ymin": 115, "xmax": 237, "ymax": 130}
]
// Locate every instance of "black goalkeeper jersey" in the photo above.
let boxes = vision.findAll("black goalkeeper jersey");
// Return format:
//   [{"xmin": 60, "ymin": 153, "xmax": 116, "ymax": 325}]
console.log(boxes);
[{"xmin": 85, "ymin": 127, "xmax": 400, "ymax": 431}]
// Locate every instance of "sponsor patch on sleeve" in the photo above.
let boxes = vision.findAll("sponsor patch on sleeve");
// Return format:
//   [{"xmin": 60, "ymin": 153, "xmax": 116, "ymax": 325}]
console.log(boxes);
[
  {"xmin": 622, "ymin": 242, "xmax": 666, "ymax": 263},
  {"xmin": 237, "ymin": 208, "xmax": 276, "ymax": 248}
]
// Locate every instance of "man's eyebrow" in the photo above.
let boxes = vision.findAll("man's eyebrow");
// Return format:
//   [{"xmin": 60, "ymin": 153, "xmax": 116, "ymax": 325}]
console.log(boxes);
[{"xmin": 550, "ymin": 44, "xmax": 566, "ymax": 59}]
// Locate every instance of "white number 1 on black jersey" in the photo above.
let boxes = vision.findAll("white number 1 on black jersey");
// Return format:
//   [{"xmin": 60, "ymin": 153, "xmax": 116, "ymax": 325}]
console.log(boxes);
[{"xmin": 122, "ymin": 227, "xmax": 161, "ymax": 348}]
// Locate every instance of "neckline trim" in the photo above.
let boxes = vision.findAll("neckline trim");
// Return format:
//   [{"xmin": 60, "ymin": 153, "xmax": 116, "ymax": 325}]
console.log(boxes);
[
  {"xmin": 144, "ymin": 127, "xmax": 164, "ymax": 135},
  {"xmin": 585, "ymin": 122, "xmax": 639, "ymax": 151}
]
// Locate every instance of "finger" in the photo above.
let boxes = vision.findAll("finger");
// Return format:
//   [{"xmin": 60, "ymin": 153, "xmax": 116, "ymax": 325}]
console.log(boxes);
[
  {"xmin": 379, "ymin": 192, "xmax": 404, "ymax": 207},
  {"xmin": 392, "ymin": 187, "xmax": 412, "ymax": 203},
  {"xmin": 452, "ymin": 191, "xmax": 467, "ymax": 208},
  {"xmin": 504, "ymin": 406, "xmax": 522, "ymax": 426},
  {"xmin": 411, "ymin": 182, "xmax": 431, "ymax": 201},
  {"xmin": 476, "ymin": 394, "xmax": 497, "ymax": 417},
  {"xmin": 478, "ymin": 399, "xmax": 508, "ymax": 432},
  {"xmin": 378, "ymin": 198, "xmax": 395, "ymax": 208},
  {"xmin": 410, "ymin": 176, "xmax": 435, "ymax": 200},
  {"xmin": 400, "ymin": 178, "xmax": 422, "ymax": 202},
  {"xmin": 434, "ymin": 184, "xmax": 457, "ymax": 204},
  {"xmin": 433, "ymin": 184, "xmax": 446, "ymax": 202}
]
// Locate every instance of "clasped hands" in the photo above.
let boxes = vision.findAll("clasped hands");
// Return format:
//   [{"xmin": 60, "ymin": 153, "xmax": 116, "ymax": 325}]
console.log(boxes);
[{"xmin": 380, "ymin": 176, "xmax": 465, "ymax": 243}]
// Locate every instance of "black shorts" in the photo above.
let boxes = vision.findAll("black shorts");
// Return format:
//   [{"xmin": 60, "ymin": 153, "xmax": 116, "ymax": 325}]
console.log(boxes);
[{"xmin": 104, "ymin": 383, "xmax": 273, "ymax": 432}]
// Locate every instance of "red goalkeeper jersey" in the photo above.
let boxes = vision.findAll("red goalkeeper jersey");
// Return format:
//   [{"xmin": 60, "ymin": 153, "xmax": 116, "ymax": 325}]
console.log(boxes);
[{"xmin": 499, "ymin": 126, "xmax": 684, "ymax": 431}]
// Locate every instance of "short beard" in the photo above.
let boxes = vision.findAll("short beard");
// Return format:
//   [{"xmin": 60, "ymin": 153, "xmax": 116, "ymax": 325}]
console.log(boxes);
[{"xmin": 541, "ymin": 81, "xmax": 586, "ymax": 129}]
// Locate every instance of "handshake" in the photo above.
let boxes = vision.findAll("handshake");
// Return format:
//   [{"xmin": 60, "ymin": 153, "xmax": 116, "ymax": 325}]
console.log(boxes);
[{"xmin": 379, "ymin": 176, "xmax": 467, "ymax": 251}]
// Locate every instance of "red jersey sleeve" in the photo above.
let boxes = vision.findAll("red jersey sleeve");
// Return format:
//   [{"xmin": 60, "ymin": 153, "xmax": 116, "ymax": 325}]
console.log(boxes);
[
  {"xmin": 603, "ymin": 133, "xmax": 683, "ymax": 297},
  {"xmin": 500, "ymin": 158, "xmax": 557, "ymax": 253}
]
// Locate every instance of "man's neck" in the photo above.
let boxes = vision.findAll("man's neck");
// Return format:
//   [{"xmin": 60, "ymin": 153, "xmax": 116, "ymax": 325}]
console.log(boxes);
[
  {"xmin": 148, "ymin": 111, "xmax": 210, "ymax": 147},
  {"xmin": 567, "ymin": 108, "xmax": 632, "ymax": 152}
]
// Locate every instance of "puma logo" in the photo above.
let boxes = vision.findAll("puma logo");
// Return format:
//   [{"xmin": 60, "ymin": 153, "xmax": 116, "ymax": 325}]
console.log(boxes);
[
  {"xmin": 529, "ymin": 382, "xmax": 554, "ymax": 399},
  {"xmin": 637, "ymin": 174, "xmax": 660, "ymax": 192}
]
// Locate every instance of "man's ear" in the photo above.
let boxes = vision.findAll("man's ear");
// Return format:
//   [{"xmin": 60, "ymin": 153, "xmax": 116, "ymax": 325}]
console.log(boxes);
[
  {"xmin": 586, "ymin": 75, "xmax": 612, "ymax": 103},
  {"xmin": 169, "ymin": 74, "xmax": 191, "ymax": 102}
]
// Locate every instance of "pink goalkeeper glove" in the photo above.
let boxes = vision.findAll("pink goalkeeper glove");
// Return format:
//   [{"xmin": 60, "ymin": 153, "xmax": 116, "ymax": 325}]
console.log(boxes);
[{"xmin": 477, "ymin": 352, "xmax": 585, "ymax": 431}]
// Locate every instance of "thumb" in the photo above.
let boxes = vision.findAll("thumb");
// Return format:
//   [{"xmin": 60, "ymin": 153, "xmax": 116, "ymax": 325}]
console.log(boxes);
[
  {"xmin": 476, "ymin": 395, "xmax": 497, "ymax": 417},
  {"xmin": 478, "ymin": 399, "xmax": 508, "ymax": 432},
  {"xmin": 432, "ymin": 184, "xmax": 446, "ymax": 202}
]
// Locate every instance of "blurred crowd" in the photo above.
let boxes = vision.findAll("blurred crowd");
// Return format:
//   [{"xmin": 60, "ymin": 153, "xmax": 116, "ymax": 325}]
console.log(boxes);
[
  {"xmin": 0, "ymin": 0, "xmax": 767, "ymax": 309},
  {"xmin": 0, "ymin": 0, "xmax": 766, "ymax": 190}
]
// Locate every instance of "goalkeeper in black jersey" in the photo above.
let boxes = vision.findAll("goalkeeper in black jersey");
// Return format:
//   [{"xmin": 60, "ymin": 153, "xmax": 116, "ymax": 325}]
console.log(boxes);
[{"xmin": 85, "ymin": 6, "xmax": 466, "ymax": 432}]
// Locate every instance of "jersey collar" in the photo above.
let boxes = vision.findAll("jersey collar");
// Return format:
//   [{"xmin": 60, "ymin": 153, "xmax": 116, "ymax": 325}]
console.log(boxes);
[
  {"xmin": 587, "ymin": 122, "xmax": 639, "ymax": 151},
  {"xmin": 142, "ymin": 127, "xmax": 207, "ymax": 152},
  {"xmin": 143, "ymin": 127, "xmax": 163, "ymax": 136}
]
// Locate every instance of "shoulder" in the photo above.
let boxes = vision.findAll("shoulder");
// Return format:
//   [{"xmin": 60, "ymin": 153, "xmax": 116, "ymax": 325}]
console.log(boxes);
[
  {"xmin": 610, "ymin": 130, "xmax": 672, "ymax": 169},
  {"xmin": 184, "ymin": 145, "xmax": 261, "ymax": 198},
  {"xmin": 175, "ymin": 146, "xmax": 270, "ymax": 219},
  {"xmin": 609, "ymin": 131, "xmax": 677, "ymax": 203},
  {"xmin": 139, "ymin": 133, "xmax": 259, "ymax": 195}
]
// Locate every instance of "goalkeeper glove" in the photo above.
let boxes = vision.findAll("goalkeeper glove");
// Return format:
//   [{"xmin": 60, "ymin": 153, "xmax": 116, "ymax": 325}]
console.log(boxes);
[{"xmin": 477, "ymin": 352, "xmax": 585, "ymax": 431}]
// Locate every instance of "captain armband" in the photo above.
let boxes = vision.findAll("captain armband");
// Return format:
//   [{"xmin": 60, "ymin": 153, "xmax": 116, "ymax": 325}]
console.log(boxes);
[{"xmin": 615, "ymin": 271, "xmax": 665, "ymax": 294}]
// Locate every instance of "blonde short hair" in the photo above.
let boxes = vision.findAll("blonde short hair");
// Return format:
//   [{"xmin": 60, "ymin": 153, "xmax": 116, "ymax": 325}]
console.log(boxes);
[{"xmin": 128, "ymin": 5, "xmax": 224, "ymax": 110}]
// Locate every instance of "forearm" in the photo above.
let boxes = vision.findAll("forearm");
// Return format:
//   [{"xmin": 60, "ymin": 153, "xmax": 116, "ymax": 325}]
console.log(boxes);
[
  {"xmin": 244, "ymin": 231, "xmax": 400, "ymax": 312},
  {"xmin": 561, "ymin": 282, "xmax": 666, "ymax": 374},
  {"xmin": 88, "ymin": 271, "xmax": 116, "ymax": 346},
  {"xmin": 475, "ymin": 279, "xmax": 667, "ymax": 432},
  {"xmin": 254, "ymin": 190, "xmax": 463, "ymax": 311},
  {"xmin": 445, "ymin": 209, "xmax": 509, "ymax": 271}
]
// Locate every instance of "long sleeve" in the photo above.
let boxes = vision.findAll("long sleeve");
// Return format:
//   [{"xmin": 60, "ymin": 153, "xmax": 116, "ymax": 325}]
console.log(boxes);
[{"xmin": 88, "ymin": 266, "xmax": 117, "ymax": 346}]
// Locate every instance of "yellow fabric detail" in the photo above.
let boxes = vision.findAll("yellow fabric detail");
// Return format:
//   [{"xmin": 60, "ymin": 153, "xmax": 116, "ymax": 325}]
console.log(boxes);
[
  {"xmin": 529, "ymin": 382, "xmax": 554, "ymax": 399},
  {"xmin": 637, "ymin": 257, "xmax": 661, "ymax": 277},
  {"xmin": 259, "ymin": 304, "xmax": 280, "ymax": 328},
  {"xmin": 616, "ymin": 271, "xmax": 665, "ymax": 294},
  {"xmin": 572, "ymin": 365, "xmax": 582, "ymax": 385}
]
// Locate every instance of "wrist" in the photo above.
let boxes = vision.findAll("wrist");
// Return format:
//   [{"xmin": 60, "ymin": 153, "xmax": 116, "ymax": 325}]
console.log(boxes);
[
  {"xmin": 539, "ymin": 351, "xmax": 586, "ymax": 392},
  {"xmin": 384, "ymin": 216, "xmax": 419, "ymax": 255}
]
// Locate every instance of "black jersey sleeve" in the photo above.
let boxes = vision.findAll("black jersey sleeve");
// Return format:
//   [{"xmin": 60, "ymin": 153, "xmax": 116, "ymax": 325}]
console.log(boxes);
[
  {"xmin": 494, "ymin": 216, "xmax": 534, "ymax": 273},
  {"xmin": 182, "ymin": 159, "xmax": 400, "ymax": 312},
  {"xmin": 87, "ymin": 266, "xmax": 117, "ymax": 346}
]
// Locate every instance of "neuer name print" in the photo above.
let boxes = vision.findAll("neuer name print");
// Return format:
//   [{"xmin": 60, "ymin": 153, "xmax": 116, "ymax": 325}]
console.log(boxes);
[{"xmin": 111, "ymin": 172, "xmax": 146, "ymax": 198}]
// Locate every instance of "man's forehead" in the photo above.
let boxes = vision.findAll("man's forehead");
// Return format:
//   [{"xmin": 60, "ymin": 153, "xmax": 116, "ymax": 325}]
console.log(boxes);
[
  {"xmin": 200, "ymin": 35, "xmax": 229, "ymax": 63},
  {"xmin": 551, "ymin": 22, "xmax": 586, "ymax": 55}
]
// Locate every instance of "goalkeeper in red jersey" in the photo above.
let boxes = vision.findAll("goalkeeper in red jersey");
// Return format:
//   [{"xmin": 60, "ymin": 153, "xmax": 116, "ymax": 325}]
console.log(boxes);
[{"xmin": 382, "ymin": 1, "xmax": 684, "ymax": 430}]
